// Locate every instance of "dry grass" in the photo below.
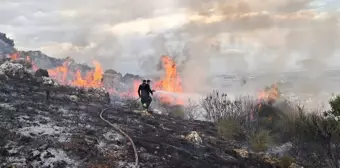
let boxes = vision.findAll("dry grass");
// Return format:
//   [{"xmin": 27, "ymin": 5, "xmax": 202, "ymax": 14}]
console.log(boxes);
[{"xmin": 200, "ymin": 90, "xmax": 340, "ymax": 167}]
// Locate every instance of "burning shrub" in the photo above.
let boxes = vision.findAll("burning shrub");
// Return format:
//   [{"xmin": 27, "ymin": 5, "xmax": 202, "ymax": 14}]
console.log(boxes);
[{"xmin": 259, "ymin": 84, "xmax": 281, "ymax": 105}]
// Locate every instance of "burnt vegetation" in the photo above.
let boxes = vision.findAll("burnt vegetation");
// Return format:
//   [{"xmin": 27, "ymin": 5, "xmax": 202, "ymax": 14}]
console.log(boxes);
[
  {"xmin": 0, "ymin": 32, "xmax": 339, "ymax": 168},
  {"xmin": 1, "ymin": 56, "xmax": 338, "ymax": 167}
]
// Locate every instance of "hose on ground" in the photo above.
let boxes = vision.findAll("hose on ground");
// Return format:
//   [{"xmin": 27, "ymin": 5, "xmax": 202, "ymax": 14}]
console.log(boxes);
[{"xmin": 99, "ymin": 98, "xmax": 140, "ymax": 168}]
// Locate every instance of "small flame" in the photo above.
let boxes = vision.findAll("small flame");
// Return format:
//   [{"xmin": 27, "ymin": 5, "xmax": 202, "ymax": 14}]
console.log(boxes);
[
  {"xmin": 10, "ymin": 53, "xmax": 18, "ymax": 60},
  {"xmin": 251, "ymin": 84, "xmax": 280, "ymax": 120},
  {"xmin": 258, "ymin": 84, "xmax": 280, "ymax": 103}
]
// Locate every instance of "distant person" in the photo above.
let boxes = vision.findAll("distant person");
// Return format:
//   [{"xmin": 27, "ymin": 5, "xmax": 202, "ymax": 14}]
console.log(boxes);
[{"xmin": 138, "ymin": 79, "xmax": 153, "ymax": 111}]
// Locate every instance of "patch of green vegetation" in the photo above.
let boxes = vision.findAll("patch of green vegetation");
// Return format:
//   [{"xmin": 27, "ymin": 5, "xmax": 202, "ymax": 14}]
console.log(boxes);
[
  {"xmin": 248, "ymin": 130, "xmax": 273, "ymax": 152},
  {"xmin": 217, "ymin": 118, "xmax": 244, "ymax": 140},
  {"xmin": 278, "ymin": 155, "xmax": 295, "ymax": 168}
]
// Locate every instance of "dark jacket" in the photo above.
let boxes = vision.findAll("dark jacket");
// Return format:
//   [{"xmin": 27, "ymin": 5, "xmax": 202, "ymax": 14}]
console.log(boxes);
[{"xmin": 138, "ymin": 83, "xmax": 153, "ymax": 97}]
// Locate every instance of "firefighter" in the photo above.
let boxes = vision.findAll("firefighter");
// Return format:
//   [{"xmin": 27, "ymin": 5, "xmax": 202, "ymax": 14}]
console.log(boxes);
[{"xmin": 138, "ymin": 79, "xmax": 154, "ymax": 111}]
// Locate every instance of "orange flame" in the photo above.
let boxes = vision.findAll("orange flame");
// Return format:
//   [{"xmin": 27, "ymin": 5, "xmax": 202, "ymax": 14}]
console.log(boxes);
[
  {"xmin": 251, "ymin": 84, "xmax": 280, "ymax": 120},
  {"xmin": 258, "ymin": 84, "xmax": 280, "ymax": 103},
  {"xmin": 154, "ymin": 56, "xmax": 184, "ymax": 105},
  {"xmin": 10, "ymin": 53, "xmax": 18, "ymax": 60},
  {"xmin": 8, "ymin": 52, "xmax": 184, "ymax": 104},
  {"xmin": 72, "ymin": 61, "xmax": 103, "ymax": 88},
  {"xmin": 48, "ymin": 60, "xmax": 69, "ymax": 84}
]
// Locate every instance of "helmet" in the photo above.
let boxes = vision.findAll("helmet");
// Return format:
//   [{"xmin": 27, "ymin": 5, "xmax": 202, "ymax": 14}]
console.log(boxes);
[
  {"xmin": 146, "ymin": 79, "xmax": 151, "ymax": 83},
  {"xmin": 142, "ymin": 80, "xmax": 146, "ymax": 83}
]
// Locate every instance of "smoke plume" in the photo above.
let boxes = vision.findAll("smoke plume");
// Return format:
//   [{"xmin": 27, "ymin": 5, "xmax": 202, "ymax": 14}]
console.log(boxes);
[{"xmin": 2, "ymin": 0, "xmax": 340, "ymax": 96}]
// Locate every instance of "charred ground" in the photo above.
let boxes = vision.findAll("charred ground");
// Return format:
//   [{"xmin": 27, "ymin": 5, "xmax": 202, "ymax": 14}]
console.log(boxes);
[{"xmin": 0, "ymin": 59, "xmax": 295, "ymax": 168}]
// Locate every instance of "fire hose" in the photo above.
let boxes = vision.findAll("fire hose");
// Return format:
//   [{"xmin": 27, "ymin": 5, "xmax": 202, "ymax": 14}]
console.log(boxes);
[{"xmin": 99, "ymin": 98, "xmax": 140, "ymax": 168}]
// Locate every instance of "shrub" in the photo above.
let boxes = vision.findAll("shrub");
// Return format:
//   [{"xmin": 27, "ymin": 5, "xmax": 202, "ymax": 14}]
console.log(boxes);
[
  {"xmin": 201, "ymin": 90, "xmax": 340, "ymax": 167},
  {"xmin": 217, "ymin": 118, "xmax": 244, "ymax": 140},
  {"xmin": 248, "ymin": 130, "xmax": 273, "ymax": 152},
  {"xmin": 184, "ymin": 99, "xmax": 202, "ymax": 120},
  {"xmin": 171, "ymin": 105, "xmax": 185, "ymax": 118},
  {"xmin": 328, "ymin": 95, "xmax": 340, "ymax": 117},
  {"xmin": 291, "ymin": 104, "xmax": 340, "ymax": 168},
  {"xmin": 278, "ymin": 155, "xmax": 296, "ymax": 168},
  {"xmin": 201, "ymin": 90, "xmax": 257, "ymax": 122}
]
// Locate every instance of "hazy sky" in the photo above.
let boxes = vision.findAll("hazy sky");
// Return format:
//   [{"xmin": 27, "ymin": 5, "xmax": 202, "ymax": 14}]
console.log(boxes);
[{"xmin": 0, "ymin": 0, "xmax": 340, "ymax": 75}]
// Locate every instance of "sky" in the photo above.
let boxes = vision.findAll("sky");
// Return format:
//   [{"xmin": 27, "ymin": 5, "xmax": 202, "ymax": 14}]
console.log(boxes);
[{"xmin": 0, "ymin": 0, "xmax": 340, "ymax": 77}]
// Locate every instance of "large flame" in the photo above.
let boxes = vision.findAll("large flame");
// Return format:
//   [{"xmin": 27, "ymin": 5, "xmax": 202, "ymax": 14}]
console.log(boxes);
[
  {"xmin": 132, "ymin": 56, "xmax": 184, "ymax": 105},
  {"xmin": 48, "ymin": 60, "xmax": 69, "ymax": 85},
  {"xmin": 154, "ymin": 56, "xmax": 184, "ymax": 104},
  {"xmin": 10, "ymin": 53, "xmax": 103, "ymax": 88},
  {"xmin": 72, "ymin": 61, "xmax": 103, "ymax": 88},
  {"xmin": 9, "ymin": 53, "xmax": 184, "ymax": 104}
]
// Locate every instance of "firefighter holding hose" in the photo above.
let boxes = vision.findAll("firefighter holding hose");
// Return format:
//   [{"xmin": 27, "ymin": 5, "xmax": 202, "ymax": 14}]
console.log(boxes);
[{"xmin": 138, "ymin": 79, "xmax": 154, "ymax": 111}]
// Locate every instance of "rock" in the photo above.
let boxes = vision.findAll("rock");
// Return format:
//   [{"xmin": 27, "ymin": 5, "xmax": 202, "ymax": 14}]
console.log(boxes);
[
  {"xmin": 184, "ymin": 131, "xmax": 202, "ymax": 145},
  {"xmin": 41, "ymin": 77, "xmax": 58, "ymax": 86},
  {"xmin": 141, "ymin": 110, "xmax": 152, "ymax": 117},
  {"xmin": 35, "ymin": 68, "xmax": 49, "ymax": 78},
  {"xmin": 233, "ymin": 149, "xmax": 249, "ymax": 158},
  {"xmin": 153, "ymin": 109, "xmax": 162, "ymax": 115},
  {"xmin": 68, "ymin": 95, "xmax": 78, "ymax": 101},
  {"xmin": 289, "ymin": 163, "xmax": 303, "ymax": 168}
]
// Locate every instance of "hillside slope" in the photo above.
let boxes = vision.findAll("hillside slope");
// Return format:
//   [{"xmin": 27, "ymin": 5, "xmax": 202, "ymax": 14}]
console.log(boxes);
[{"xmin": 0, "ymin": 60, "xmax": 288, "ymax": 168}]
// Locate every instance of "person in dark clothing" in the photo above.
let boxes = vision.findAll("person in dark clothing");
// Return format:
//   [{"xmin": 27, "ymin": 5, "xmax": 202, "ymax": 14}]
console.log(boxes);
[
  {"xmin": 34, "ymin": 68, "xmax": 51, "ymax": 102},
  {"xmin": 138, "ymin": 79, "xmax": 154, "ymax": 111}
]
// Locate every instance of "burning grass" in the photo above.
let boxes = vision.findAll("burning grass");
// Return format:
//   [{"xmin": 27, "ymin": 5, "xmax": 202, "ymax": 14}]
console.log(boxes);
[{"xmin": 10, "ymin": 53, "xmax": 186, "ymax": 106}]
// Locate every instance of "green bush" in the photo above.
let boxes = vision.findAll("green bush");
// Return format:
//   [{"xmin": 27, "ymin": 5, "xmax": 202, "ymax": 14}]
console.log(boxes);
[
  {"xmin": 217, "ymin": 118, "xmax": 244, "ymax": 140},
  {"xmin": 248, "ymin": 130, "xmax": 273, "ymax": 152},
  {"xmin": 329, "ymin": 95, "xmax": 340, "ymax": 117},
  {"xmin": 279, "ymin": 155, "xmax": 295, "ymax": 168},
  {"xmin": 172, "ymin": 108, "xmax": 185, "ymax": 118}
]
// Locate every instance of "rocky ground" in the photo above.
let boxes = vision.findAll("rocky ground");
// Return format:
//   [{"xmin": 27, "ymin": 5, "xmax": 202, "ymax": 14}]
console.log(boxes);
[{"xmin": 0, "ymin": 60, "xmax": 299, "ymax": 168}]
